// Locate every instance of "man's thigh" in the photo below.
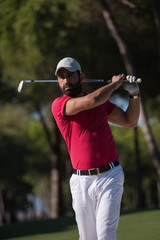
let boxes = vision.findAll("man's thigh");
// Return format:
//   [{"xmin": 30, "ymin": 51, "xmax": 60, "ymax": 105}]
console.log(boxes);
[
  {"xmin": 70, "ymin": 174, "xmax": 98, "ymax": 240},
  {"xmin": 96, "ymin": 165, "xmax": 124, "ymax": 240}
]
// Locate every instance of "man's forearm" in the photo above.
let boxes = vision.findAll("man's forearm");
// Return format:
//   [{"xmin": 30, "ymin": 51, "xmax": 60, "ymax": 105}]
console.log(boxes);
[
  {"xmin": 88, "ymin": 82, "xmax": 119, "ymax": 108},
  {"xmin": 125, "ymin": 97, "xmax": 140, "ymax": 128},
  {"xmin": 64, "ymin": 75, "xmax": 124, "ymax": 116}
]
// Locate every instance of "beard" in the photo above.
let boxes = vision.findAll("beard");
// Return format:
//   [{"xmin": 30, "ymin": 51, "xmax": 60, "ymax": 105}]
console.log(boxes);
[{"xmin": 60, "ymin": 80, "xmax": 82, "ymax": 97}]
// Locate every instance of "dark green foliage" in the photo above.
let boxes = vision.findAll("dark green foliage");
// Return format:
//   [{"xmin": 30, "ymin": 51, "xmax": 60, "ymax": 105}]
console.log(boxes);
[{"xmin": 0, "ymin": 0, "xmax": 159, "ymax": 220}]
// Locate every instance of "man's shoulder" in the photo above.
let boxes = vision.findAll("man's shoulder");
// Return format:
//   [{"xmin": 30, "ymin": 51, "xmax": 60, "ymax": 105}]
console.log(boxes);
[
  {"xmin": 52, "ymin": 95, "xmax": 71, "ymax": 118},
  {"xmin": 54, "ymin": 94, "xmax": 68, "ymax": 101},
  {"xmin": 52, "ymin": 95, "xmax": 70, "ymax": 107}
]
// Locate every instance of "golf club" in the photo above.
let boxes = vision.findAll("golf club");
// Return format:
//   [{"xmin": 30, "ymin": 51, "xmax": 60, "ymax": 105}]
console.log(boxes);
[{"xmin": 18, "ymin": 77, "xmax": 142, "ymax": 93}]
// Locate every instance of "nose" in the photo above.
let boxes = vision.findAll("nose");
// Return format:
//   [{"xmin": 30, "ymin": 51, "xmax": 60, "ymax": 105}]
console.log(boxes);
[{"xmin": 64, "ymin": 76, "xmax": 70, "ymax": 84}]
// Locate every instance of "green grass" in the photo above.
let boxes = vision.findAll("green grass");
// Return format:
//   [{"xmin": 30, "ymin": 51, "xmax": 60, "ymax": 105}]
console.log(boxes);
[
  {"xmin": 118, "ymin": 209, "xmax": 160, "ymax": 240},
  {"xmin": 0, "ymin": 209, "xmax": 160, "ymax": 240}
]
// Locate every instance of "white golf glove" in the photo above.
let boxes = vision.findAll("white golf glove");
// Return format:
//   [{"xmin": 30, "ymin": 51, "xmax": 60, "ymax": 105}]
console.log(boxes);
[{"xmin": 122, "ymin": 75, "xmax": 139, "ymax": 95}]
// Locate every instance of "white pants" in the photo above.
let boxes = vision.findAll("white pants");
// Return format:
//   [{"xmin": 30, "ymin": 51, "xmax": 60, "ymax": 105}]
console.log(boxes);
[{"xmin": 70, "ymin": 165, "xmax": 124, "ymax": 240}]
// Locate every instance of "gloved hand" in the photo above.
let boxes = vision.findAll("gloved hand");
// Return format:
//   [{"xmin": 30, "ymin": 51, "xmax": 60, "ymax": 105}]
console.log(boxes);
[{"xmin": 122, "ymin": 75, "xmax": 139, "ymax": 95}]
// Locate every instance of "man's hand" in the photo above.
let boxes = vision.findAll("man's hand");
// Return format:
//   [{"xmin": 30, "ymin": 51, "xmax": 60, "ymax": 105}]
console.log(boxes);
[
  {"xmin": 112, "ymin": 74, "xmax": 125, "ymax": 89},
  {"xmin": 122, "ymin": 75, "xmax": 139, "ymax": 95}
]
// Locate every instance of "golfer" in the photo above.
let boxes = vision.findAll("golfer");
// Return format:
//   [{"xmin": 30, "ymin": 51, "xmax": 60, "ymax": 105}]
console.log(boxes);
[{"xmin": 52, "ymin": 57, "xmax": 140, "ymax": 240}]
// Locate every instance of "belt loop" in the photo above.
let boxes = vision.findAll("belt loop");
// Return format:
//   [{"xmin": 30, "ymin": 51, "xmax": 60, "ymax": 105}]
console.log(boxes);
[
  {"xmin": 109, "ymin": 163, "xmax": 112, "ymax": 169},
  {"xmin": 88, "ymin": 169, "xmax": 91, "ymax": 176},
  {"xmin": 97, "ymin": 168, "xmax": 100, "ymax": 174}
]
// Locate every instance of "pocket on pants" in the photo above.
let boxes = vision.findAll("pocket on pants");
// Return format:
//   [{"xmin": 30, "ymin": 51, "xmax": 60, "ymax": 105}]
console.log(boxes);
[
  {"xmin": 69, "ymin": 175, "xmax": 85, "ymax": 214},
  {"xmin": 70, "ymin": 174, "xmax": 81, "ymax": 195},
  {"xmin": 115, "ymin": 165, "xmax": 125, "ymax": 185}
]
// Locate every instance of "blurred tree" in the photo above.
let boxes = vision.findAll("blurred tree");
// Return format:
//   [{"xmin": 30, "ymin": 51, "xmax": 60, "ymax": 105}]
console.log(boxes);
[
  {"xmin": 0, "ymin": 0, "xmax": 124, "ymax": 217},
  {"xmin": 0, "ymin": 0, "xmax": 68, "ymax": 218},
  {"xmin": 100, "ymin": 0, "xmax": 160, "ymax": 207},
  {"xmin": 0, "ymin": 104, "xmax": 32, "ymax": 223},
  {"xmin": 111, "ymin": 124, "xmax": 158, "ymax": 208},
  {"xmin": 0, "ymin": 0, "xmax": 160, "ymax": 220}
]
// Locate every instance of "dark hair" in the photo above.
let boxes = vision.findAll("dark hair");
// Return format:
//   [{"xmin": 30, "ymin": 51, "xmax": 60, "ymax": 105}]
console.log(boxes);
[
  {"xmin": 76, "ymin": 70, "xmax": 81, "ymax": 76},
  {"xmin": 76, "ymin": 70, "xmax": 81, "ymax": 81}
]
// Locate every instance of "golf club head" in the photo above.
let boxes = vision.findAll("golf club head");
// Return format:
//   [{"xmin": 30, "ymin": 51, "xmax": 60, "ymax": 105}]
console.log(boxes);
[{"xmin": 18, "ymin": 80, "xmax": 24, "ymax": 93}]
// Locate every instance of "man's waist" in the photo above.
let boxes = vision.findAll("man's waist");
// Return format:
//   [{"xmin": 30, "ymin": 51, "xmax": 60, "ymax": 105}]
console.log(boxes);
[{"xmin": 73, "ymin": 160, "xmax": 120, "ymax": 176}]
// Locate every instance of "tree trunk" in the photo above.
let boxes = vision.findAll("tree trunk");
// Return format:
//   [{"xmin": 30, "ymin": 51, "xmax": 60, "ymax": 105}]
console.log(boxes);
[
  {"xmin": 50, "ymin": 153, "xmax": 60, "ymax": 218},
  {"xmin": 10, "ymin": 192, "xmax": 17, "ymax": 223},
  {"xmin": 100, "ymin": 0, "xmax": 160, "ymax": 206},
  {"xmin": 140, "ymin": 99, "xmax": 160, "ymax": 206},
  {"xmin": 0, "ymin": 189, "xmax": 6, "ymax": 224},
  {"xmin": 153, "ymin": 0, "xmax": 160, "ymax": 68},
  {"xmin": 153, "ymin": 0, "xmax": 160, "ymax": 206},
  {"xmin": 53, "ymin": 120, "xmax": 64, "ymax": 217},
  {"xmin": 101, "ymin": 0, "xmax": 135, "ymax": 74},
  {"xmin": 134, "ymin": 127, "xmax": 145, "ymax": 207},
  {"xmin": 36, "ymin": 104, "xmax": 63, "ymax": 218}
]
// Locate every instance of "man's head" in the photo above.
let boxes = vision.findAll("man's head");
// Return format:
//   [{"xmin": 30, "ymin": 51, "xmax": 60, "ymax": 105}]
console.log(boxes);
[{"xmin": 55, "ymin": 57, "xmax": 84, "ymax": 97}]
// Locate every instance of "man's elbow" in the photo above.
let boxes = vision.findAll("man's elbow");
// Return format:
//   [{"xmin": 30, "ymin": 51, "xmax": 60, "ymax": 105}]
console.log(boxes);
[{"xmin": 127, "ymin": 120, "xmax": 138, "ymax": 129}]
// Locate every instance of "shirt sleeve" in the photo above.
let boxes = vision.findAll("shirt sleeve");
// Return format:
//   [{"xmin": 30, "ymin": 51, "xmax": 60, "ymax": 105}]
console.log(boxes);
[{"xmin": 52, "ymin": 95, "xmax": 71, "ymax": 119}]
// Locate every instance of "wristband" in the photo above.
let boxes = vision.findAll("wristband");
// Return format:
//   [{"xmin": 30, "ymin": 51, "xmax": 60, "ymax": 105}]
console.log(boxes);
[{"xmin": 129, "ymin": 94, "xmax": 139, "ymax": 99}]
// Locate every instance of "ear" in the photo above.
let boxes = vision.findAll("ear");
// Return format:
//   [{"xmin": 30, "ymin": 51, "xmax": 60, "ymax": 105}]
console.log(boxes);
[{"xmin": 80, "ymin": 73, "xmax": 85, "ymax": 83}]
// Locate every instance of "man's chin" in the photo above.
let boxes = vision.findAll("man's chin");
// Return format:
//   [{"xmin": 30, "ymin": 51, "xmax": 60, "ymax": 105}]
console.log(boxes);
[{"xmin": 63, "ymin": 90, "xmax": 73, "ymax": 96}]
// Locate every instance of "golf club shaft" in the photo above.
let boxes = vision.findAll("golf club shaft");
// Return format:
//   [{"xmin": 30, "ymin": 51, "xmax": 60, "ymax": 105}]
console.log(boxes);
[
  {"xmin": 18, "ymin": 78, "xmax": 142, "ymax": 93},
  {"xmin": 18, "ymin": 79, "xmax": 111, "ymax": 93},
  {"xmin": 21, "ymin": 79, "xmax": 111, "ymax": 83}
]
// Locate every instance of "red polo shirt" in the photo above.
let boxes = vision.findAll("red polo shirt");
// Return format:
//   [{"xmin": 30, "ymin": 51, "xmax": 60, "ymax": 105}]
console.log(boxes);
[{"xmin": 52, "ymin": 94, "xmax": 119, "ymax": 170}]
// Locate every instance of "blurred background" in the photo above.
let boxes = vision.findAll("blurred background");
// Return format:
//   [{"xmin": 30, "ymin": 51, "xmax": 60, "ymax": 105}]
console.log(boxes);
[{"xmin": 0, "ymin": 0, "xmax": 160, "ymax": 225}]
